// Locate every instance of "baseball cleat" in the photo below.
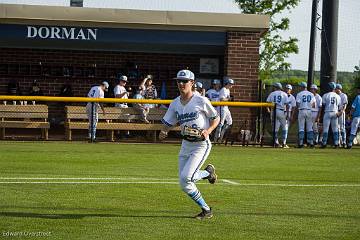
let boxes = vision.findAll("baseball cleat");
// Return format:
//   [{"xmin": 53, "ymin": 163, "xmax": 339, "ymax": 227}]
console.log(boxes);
[
  {"xmin": 298, "ymin": 144, "xmax": 304, "ymax": 148},
  {"xmin": 204, "ymin": 164, "xmax": 217, "ymax": 184},
  {"xmin": 282, "ymin": 144, "xmax": 290, "ymax": 149},
  {"xmin": 194, "ymin": 208, "xmax": 213, "ymax": 220},
  {"xmin": 320, "ymin": 144, "xmax": 327, "ymax": 149}
]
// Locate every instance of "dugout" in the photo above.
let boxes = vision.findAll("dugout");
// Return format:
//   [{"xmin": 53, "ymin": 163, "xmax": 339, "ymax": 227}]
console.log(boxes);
[{"xmin": 0, "ymin": 3, "xmax": 269, "ymax": 135}]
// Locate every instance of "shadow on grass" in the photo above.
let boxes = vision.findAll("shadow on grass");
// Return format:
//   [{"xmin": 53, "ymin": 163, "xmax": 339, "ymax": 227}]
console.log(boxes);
[{"xmin": 0, "ymin": 211, "xmax": 193, "ymax": 219}]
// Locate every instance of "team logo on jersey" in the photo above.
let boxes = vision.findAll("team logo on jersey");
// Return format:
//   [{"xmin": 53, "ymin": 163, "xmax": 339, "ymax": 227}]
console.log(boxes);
[{"xmin": 175, "ymin": 111, "xmax": 199, "ymax": 124}]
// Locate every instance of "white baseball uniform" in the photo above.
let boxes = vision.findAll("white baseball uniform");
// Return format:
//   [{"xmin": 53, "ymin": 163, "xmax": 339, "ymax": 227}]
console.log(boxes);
[
  {"xmin": 338, "ymin": 92, "xmax": 348, "ymax": 144},
  {"xmin": 161, "ymin": 94, "xmax": 218, "ymax": 210},
  {"xmin": 114, "ymin": 85, "xmax": 128, "ymax": 108},
  {"xmin": 218, "ymin": 87, "xmax": 232, "ymax": 126},
  {"xmin": 322, "ymin": 91, "xmax": 341, "ymax": 145},
  {"xmin": 206, "ymin": 88, "xmax": 220, "ymax": 114},
  {"xmin": 86, "ymin": 85, "xmax": 104, "ymax": 140},
  {"xmin": 286, "ymin": 94, "xmax": 296, "ymax": 124},
  {"xmin": 312, "ymin": 93, "xmax": 322, "ymax": 143},
  {"xmin": 266, "ymin": 90, "xmax": 289, "ymax": 145},
  {"xmin": 296, "ymin": 90, "xmax": 315, "ymax": 145}
]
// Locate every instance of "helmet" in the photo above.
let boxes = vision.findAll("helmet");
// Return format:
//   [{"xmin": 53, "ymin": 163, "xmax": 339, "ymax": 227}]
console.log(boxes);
[
  {"xmin": 119, "ymin": 75, "xmax": 128, "ymax": 82},
  {"xmin": 212, "ymin": 79, "xmax": 221, "ymax": 85},
  {"xmin": 299, "ymin": 82, "xmax": 307, "ymax": 88},
  {"xmin": 224, "ymin": 78, "xmax": 234, "ymax": 85},
  {"xmin": 329, "ymin": 82, "xmax": 336, "ymax": 90},
  {"xmin": 273, "ymin": 82, "xmax": 283, "ymax": 89},
  {"xmin": 101, "ymin": 81, "xmax": 109, "ymax": 90},
  {"xmin": 195, "ymin": 82, "xmax": 203, "ymax": 89},
  {"xmin": 336, "ymin": 83, "xmax": 342, "ymax": 90},
  {"xmin": 174, "ymin": 70, "xmax": 195, "ymax": 80},
  {"xmin": 310, "ymin": 84, "xmax": 318, "ymax": 90},
  {"xmin": 285, "ymin": 84, "xmax": 293, "ymax": 90}
]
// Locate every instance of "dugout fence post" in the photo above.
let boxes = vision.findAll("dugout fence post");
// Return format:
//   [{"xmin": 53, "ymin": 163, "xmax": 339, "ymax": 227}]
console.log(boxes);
[
  {"xmin": 272, "ymin": 104, "xmax": 277, "ymax": 147},
  {"xmin": 90, "ymin": 102, "xmax": 95, "ymax": 143}
]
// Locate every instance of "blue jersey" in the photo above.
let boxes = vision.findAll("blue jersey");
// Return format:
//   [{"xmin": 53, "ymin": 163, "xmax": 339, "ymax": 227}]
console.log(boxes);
[{"xmin": 351, "ymin": 95, "xmax": 360, "ymax": 117}]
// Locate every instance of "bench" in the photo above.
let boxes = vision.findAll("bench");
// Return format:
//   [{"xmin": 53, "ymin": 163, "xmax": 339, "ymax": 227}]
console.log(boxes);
[
  {"xmin": 65, "ymin": 106, "xmax": 180, "ymax": 141},
  {"xmin": 0, "ymin": 104, "xmax": 50, "ymax": 140}
]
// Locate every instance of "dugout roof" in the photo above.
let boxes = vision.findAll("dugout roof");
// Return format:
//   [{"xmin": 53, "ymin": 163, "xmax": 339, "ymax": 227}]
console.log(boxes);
[{"xmin": 0, "ymin": 4, "xmax": 269, "ymax": 54}]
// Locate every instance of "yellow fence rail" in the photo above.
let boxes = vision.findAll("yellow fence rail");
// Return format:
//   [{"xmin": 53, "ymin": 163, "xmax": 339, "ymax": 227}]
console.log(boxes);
[{"xmin": 0, "ymin": 95, "xmax": 274, "ymax": 108}]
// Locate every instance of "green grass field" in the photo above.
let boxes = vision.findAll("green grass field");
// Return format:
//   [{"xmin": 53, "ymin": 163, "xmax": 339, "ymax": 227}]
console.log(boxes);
[{"xmin": 0, "ymin": 142, "xmax": 359, "ymax": 240}]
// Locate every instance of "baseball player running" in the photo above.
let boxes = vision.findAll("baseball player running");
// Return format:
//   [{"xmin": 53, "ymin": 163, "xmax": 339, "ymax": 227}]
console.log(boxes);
[
  {"xmin": 347, "ymin": 86, "xmax": 360, "ymax": 148},
  {"xmin": 86, "ymin": 81, "xmax": 108, "ymax": 142},
  {"xmin": 310, "ymin": 84, "xmax": 322, "ymax": 145},
  {"xmin": 335, "ymin": 84, "xmax": 348, "ymax": 147},
  {"xmin": 296, "ymin": 82, "xmax": 316, "ymax": 148},
  {"xmin": 214, "ymin": 78, "xmax": 234, "ymax": 143},
  {"xmin": 159, "ymin": 69, "xmax": 220, "ymax": 220},
  {"xmin": 266, "ymin": 83, "xmax": 289, "ymax": 148},
  {"xmin": 321, "ymin": 82, "xmax": 341, "ymax": 148}
]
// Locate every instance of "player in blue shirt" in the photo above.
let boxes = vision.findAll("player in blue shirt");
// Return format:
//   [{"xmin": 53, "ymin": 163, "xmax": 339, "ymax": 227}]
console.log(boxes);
[{"xmin": 347, "ymin": 86, "xmax": 360, "ymax": 148}]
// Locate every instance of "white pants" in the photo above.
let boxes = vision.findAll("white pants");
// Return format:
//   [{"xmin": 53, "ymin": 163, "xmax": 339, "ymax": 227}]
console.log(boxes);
[
  {"xmin": 219, "ymin": 106, "xmax": 232, "ymax": 126},
  {"xmin": 323, "ymin": 111, "xmax": 339, "ymax": 134},
  {"xmin": 298, "ymin": 109, "xmax": 313, "ymax": 132},
  {"xmin": 350, "ymin": 117, "xmax": 360, "ymax": 136},
  {"xmin": 312, "ymin": 111, "xmax": 320, "ymax": 132},
  {"xmin": 272, "ymin": 109, "xmax": 288, "ymax": 132},
  {"xmin": 179, "ymin": 139, "xmax": 211, "ymax": 195},
  {"xmin": 86, "ymin": 103, "xmax": 99, "ymax": 139}
]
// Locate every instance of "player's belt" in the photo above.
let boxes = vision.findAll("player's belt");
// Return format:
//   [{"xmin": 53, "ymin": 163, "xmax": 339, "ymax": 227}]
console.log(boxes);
[
  {"xmin": 182, "ymin": 135, "xmax": 206, "ymax": 142},
  {"xmin": 299, "ymin": 108, "xmax": 311, "ymax": 110}
]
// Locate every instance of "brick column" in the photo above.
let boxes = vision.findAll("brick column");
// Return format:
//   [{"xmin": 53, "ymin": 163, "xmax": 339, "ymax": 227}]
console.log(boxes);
[{"xmin": 224, "ymin": 31, "xmax": 261, "ymax": 130}]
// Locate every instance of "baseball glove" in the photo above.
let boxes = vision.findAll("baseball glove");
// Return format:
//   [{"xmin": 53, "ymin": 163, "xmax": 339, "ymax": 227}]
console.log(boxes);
[{"xmin": 182, "ymin": 126, "xmax": 205, "ymax": 142}]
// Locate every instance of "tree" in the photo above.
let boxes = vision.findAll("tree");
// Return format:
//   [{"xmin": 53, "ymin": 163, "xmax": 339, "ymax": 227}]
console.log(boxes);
[{"xmin": 234, "ymin": 0, "xmax": 300, "ymax": 80}]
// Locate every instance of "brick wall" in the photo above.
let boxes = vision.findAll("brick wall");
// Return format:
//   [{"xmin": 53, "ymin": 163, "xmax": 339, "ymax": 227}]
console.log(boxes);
[
  {"xmin": 224, "ymin": 31, "xmax": 261, "ymax": 130},
  {"xmin": 0, "ymin": 30, "xmax": 262, "ymax": 129}
]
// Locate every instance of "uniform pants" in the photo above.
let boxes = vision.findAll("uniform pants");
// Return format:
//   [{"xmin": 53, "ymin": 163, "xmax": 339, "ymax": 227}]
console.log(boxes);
[
  {"xmin": 298, "ymin": 109, "xmax": 313, "ymax": 145},
  {"xmin": 312, "ymin": 111, "xmax": 320, "ymax": 143},
  {"xmin": 322, "ymin": 111, "xmax": 339, "ymax": 145},
  {"xmin": 179, "ymin": 140, "xmax": 211, "ymax": 196},
  {"xmin": 86, "ymin": 103, "xmax": 99, "ymax": 140},
  {"xmin": 271, "ymin": 109, "xmax": 288, "ymax": 145},
  {"xmin": 338, "ymin": 111, "xmax": 346, "ymax": 144}
]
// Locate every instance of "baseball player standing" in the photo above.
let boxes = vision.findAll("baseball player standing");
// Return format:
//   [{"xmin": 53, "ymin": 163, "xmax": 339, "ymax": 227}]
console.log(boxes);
[
  {"xmin": 296, "ymin": 82, "xmax": 316, "ymax": 148},
  {"xmin": 347, "ymin": 86, "xmax": 360, "ymax": 148},
  {"xmin": 310, "ymin": 84, "xmax": 322, "ymax": 145},
  {"xmin": 266, "ymin": 83, "xmax": 289, "ymax": 148},
  {"xmin": 214, "ymin": 78, "xmax": 234, "ymax": 143},
  {"xmin": 114, "ymin": 75, "xmax": 130, "ymax": 108},
  {"xmin": 159, "ymin": 69, "xmax": 219, "ymax": 220},
  {"xmin": 86, "ymin": 81, "xmax": 108, "ymax": 142},
  {"xmin": 206, "ymin": 79, "xmax": 221, "ymax": 115},
  {"xmin": 285, "ymin": 84, "xmax": 296, "ymax": 125},
  {"xmin": 335, "ymin": 84, "xmax": 348, "ymax": 147},
  {"xmin": 321, "ymin": 82, "xmax": 341, "ymax": 148}
]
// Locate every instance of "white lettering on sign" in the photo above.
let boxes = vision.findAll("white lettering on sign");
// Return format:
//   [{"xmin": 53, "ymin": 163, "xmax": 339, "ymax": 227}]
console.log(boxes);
[{"xmin": 26, "ymin": 26, "xmax": 97, "ymax": 40}]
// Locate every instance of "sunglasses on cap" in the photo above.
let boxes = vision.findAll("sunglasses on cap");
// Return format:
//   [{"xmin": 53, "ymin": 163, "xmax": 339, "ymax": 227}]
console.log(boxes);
[{"xmin": 176, "ymin": 79, "xmax": 191, "ymax": 84}]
